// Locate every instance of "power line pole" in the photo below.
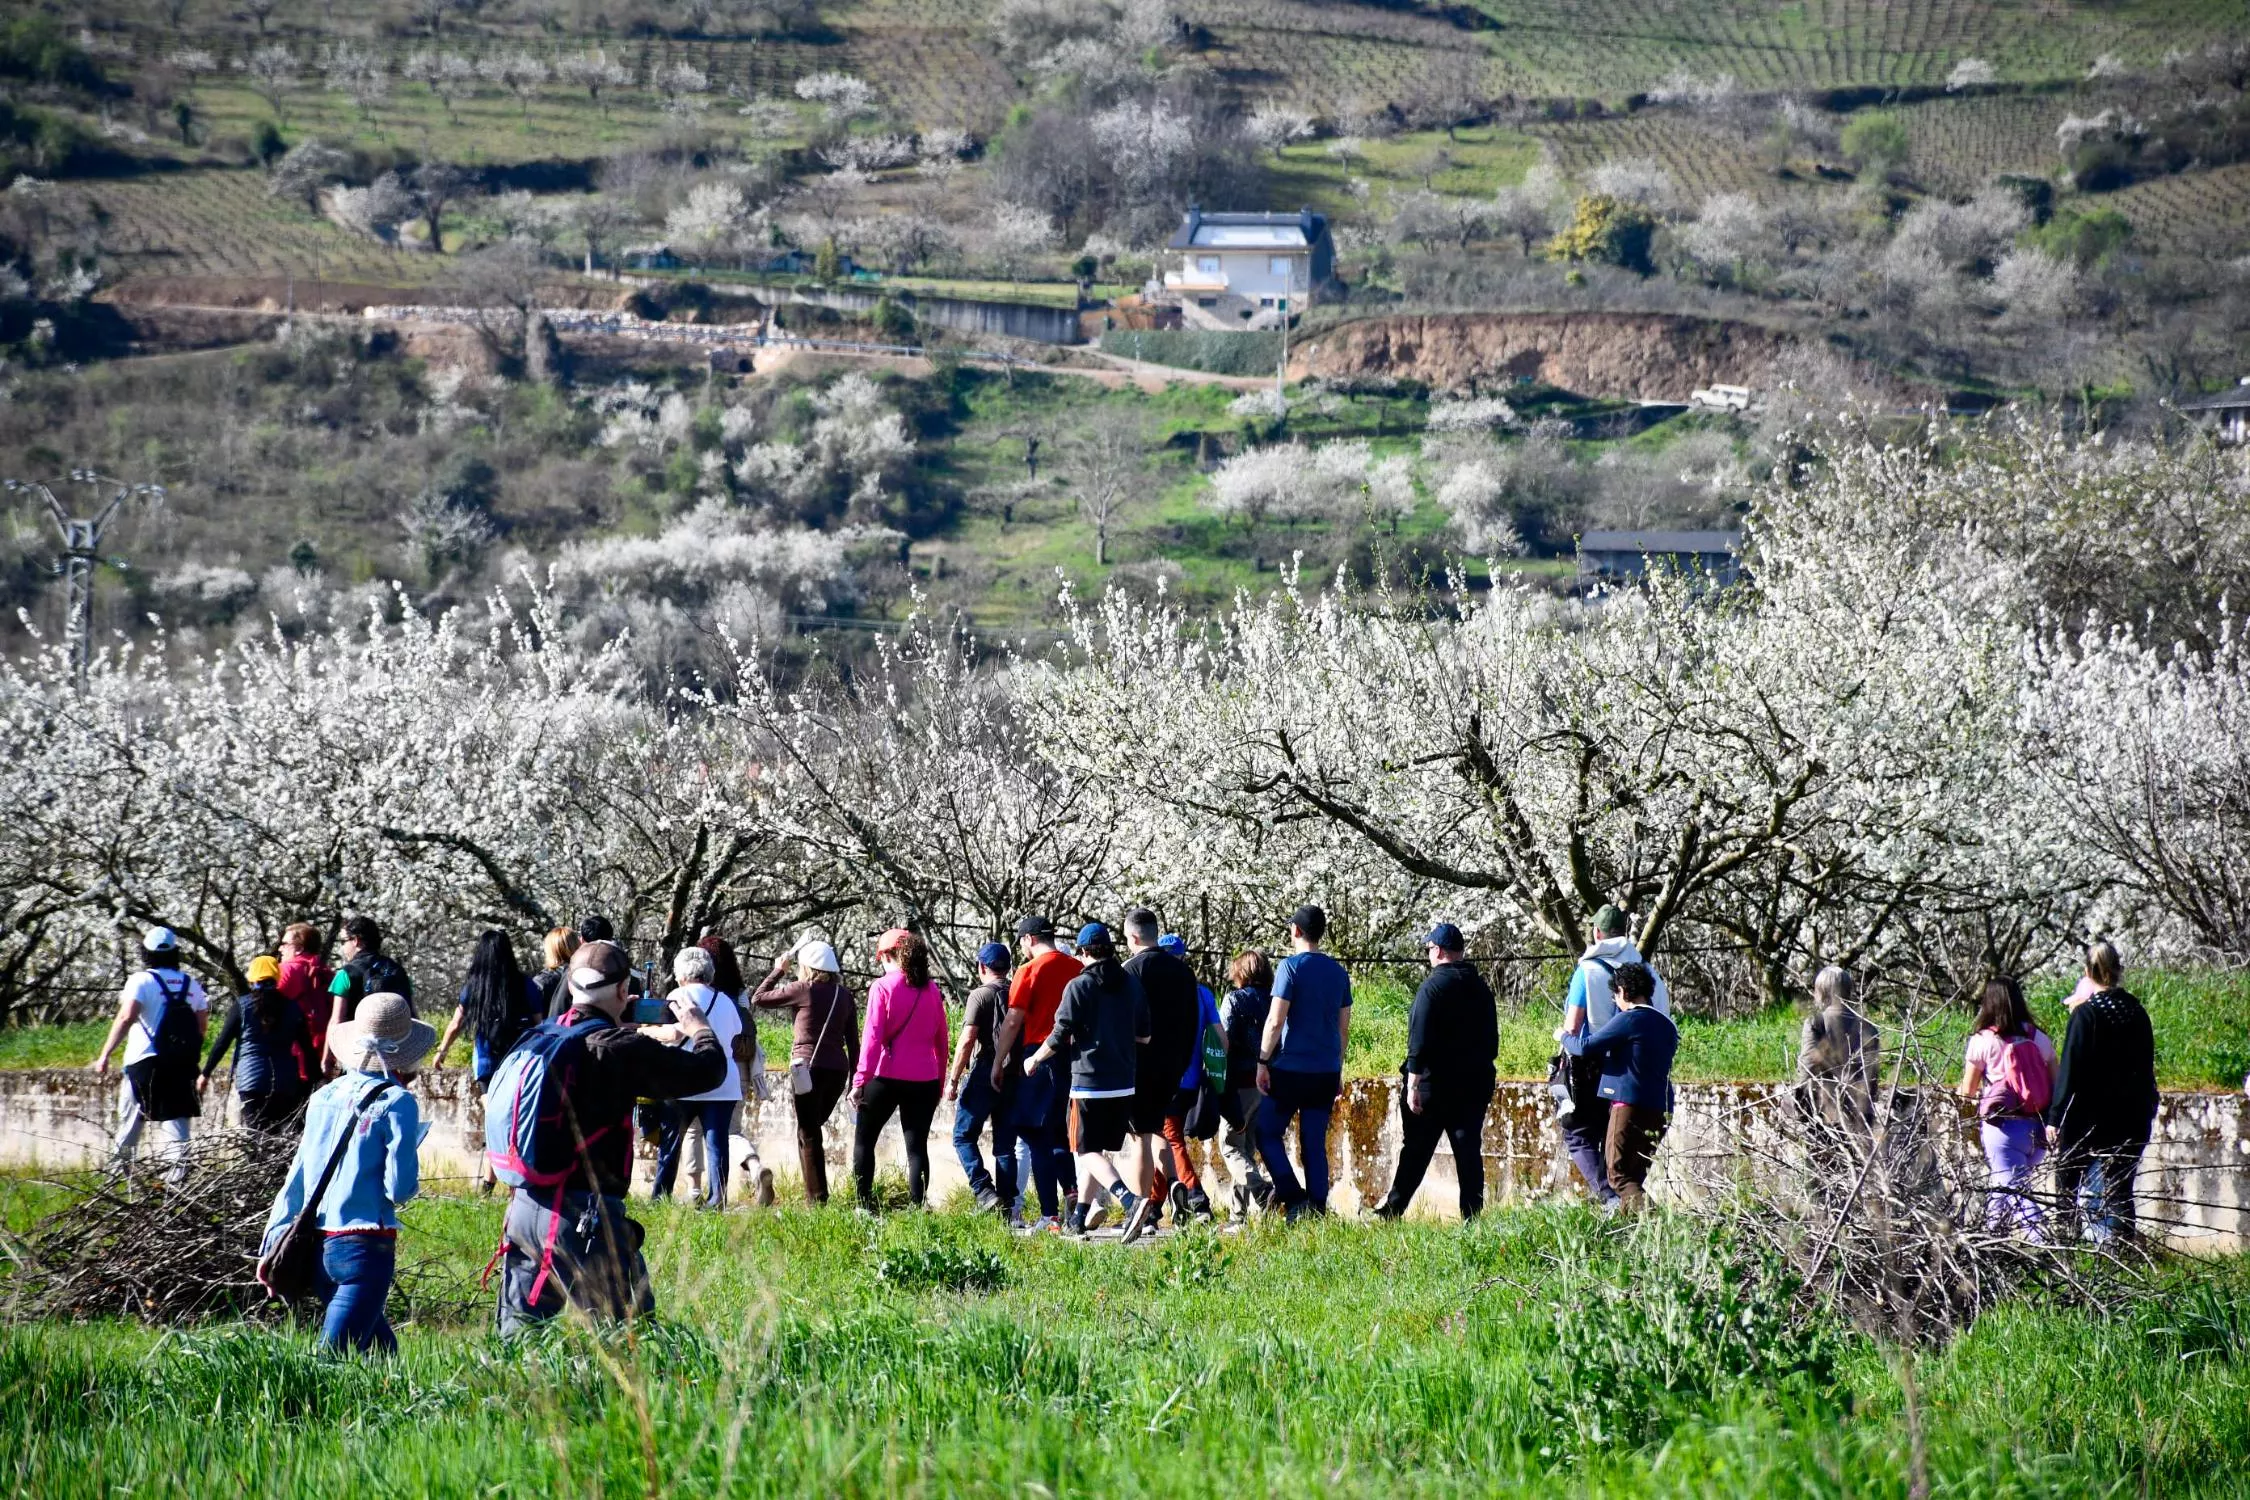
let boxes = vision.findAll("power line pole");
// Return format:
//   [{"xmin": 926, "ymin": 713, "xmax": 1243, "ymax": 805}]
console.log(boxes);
[{"xmin": 5, "ymin": 471, "xmax": 164, "ymax": 690}]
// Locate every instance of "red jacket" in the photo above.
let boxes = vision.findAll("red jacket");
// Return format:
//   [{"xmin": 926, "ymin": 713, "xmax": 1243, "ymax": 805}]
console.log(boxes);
[{"xmin": 276, "ymin": 952, "xmax": 333, "ymax": 1081}]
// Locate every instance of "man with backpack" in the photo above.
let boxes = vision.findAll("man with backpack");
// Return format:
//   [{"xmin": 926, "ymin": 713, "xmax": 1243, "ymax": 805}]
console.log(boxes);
[
  {"xmin": 991, "ymin": 915, "xmax": 1082, "ymax": 1232},
  {"xmin": 1023, "ymin": 923, "xmax": 1157, "ymax": 1242},
  {"xmin": 1561, "ymin": 961, "xmax": 1677, "ymax": 1212},
  {"xmin": 1374, "ymin": 923, "xmax": 1498, "ymax": 1221},
  {"xmin": 88, "ymin": 926, "xmax": 209, "ymax": 1186},
  {"xmin": 946, "ymin": 942, "xmax": 1022, "ymax": 1217},
  {"xmin": 1122, "ymin": 911, "xmax": 1204, "ymax": 1221},
  {"xmin": 486, "ymin": 939, "xmax": 725, "ymax": 1334},
  {"xmin": 1559, "ymin": 906, "xmax": 1669, "ymax": 1206},
  {"xmin": 327, "ymin": 916, "xmax": 414, "ymax": 1063}
]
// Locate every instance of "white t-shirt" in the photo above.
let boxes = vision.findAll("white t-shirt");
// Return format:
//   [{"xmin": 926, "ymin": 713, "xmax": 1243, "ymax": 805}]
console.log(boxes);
[
  {"xmin": 120, "ymin": 967, "xmax": 210, "ymax": 1067},
  {"xmin": 675, "ymin": 984, "xmax": 743, "ymax": 1103}
]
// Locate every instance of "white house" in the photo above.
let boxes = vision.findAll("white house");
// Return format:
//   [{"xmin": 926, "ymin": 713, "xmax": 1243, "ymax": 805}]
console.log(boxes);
[
  {"xmin": 1162, "ymin": 206, "xmax": 1336, "ymax": 330},
  {"xmin": 2180, "ymin": 378, "xmax": 2250, "ymax": 446}
]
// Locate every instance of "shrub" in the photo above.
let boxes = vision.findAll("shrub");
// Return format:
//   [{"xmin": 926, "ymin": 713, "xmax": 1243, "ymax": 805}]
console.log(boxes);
[
  {"xmin": 1545, "ymin": 195, "xmax": 1657, "ymax": 275},
  {"xmin": 1840, "ymin": 111, "xmax": 1910, "ymax": 171},
  {"xmin": 2027, "ymin": 206, "xmax": 2133, "ymax": 269},
  {"xmin": 1536, "ymin": 1219, "xmax": 1850, "ymax": 1450}
]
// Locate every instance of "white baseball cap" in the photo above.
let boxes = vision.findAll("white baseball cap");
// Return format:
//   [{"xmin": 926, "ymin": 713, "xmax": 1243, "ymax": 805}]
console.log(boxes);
[
  {"xmin": 143, "ymin": 926, "xmax": 179, "ymax": 953},
  {"xmin": 795, "ymin": 938, "xmax": 840, "ymax": 974}
]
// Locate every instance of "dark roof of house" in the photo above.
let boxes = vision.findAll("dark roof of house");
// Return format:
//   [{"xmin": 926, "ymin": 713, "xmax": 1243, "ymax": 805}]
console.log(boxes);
[
  {"xmin": 2178, "ymin": 383, "xmax": 2250, "ymax": 412},
  {"xmin": 1167, "ymin": 206, "xmax": 1329, "ymax": 251},
  {"xmin": 1578, "ymin": 530, "xmax": 1742, "ymax": 556}
]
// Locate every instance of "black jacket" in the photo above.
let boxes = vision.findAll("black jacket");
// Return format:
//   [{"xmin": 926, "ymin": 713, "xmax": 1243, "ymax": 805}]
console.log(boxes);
[
  {"xmin": 1405, "ymin": 961, "xmax": 1498, "ymax": 1114},
  {"xmin": 2045, "ymin": 987, "xmax": 2159, "ymax": 1145},
  {"xmin": 1124, "ymin": 947, "xmax": 1201, "ymax": 1093},
  {"xmin": 557, "ymin": 1009, "xmax": 726, "ymax": 1195}
]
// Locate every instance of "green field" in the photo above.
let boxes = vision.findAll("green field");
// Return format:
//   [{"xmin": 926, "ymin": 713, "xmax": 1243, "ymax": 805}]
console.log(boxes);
[{"xmin": 3, "ymin": 1187, "xmax": 2248, "ymax": 1497}]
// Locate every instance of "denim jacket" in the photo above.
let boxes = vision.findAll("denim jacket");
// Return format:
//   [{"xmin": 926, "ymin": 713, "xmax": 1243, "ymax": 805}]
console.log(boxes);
[{"xmin": 260, "ymin": 1071, "xmax": 421, "ymax": 1251}]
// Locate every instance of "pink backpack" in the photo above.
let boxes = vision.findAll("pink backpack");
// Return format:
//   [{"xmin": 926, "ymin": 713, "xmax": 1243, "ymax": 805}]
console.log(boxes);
[{"xmin": 1991, "ymin": 1030, "xmax": 2053, "ymax": 1117}]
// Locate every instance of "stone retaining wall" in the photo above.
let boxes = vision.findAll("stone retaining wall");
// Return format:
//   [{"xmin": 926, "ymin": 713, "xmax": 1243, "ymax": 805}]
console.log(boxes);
[{"xmin": 7, "ymin": 1070, "xmax": 2244, "ymax": 1246}]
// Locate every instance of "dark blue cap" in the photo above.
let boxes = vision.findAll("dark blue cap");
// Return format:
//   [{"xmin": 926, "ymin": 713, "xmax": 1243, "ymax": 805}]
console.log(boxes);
[
  {"xmin": 976, "ymin": 941, "xmax": 1011, "ymax": 971},
  {"xmin": 1424, "ymin": 922, "xmax": 1465, "ymax": 950},
  {"xmin": 1076, "ymin": 922, "xmax": 1112, "ymax": 949},
  {"xmin": 1158, "ymin": 933, "xmax": 1187, "ymax": 958}
]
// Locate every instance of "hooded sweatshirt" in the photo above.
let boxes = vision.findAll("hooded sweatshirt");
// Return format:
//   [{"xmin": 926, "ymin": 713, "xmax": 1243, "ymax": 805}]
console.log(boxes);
[{"xmin": 1566, "ymin": 936, "xmax": 1671, "ymax": 1030}]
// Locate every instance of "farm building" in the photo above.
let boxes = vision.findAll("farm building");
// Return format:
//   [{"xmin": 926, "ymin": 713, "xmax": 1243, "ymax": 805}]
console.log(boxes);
[
  {"xmin": 1161, "ymin": 207, "xmax": 1336, "ymax": 331},
  {"xmin": 2179, "ymin": 379, "xmax": 2250, "ymax": 446},
  {"xmin": 1577, "ymin": 530, "xmax": 1743, "ymax": 588}
]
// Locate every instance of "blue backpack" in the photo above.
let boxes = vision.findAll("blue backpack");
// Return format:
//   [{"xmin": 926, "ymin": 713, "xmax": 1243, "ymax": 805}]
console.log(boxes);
[{"xmin": 484, "ymin": 1013, "xmax": 615, "ymax": 1190}]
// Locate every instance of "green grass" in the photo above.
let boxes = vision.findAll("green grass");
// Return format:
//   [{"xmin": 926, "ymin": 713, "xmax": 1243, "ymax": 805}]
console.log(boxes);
[
  {"xmin": 3, "ymin": 1186, "xmax": 2248, "ymax": 1497},
  {"xmin": 0, "ymin": 1021, "xmax": 105, "ymax": 1071}
]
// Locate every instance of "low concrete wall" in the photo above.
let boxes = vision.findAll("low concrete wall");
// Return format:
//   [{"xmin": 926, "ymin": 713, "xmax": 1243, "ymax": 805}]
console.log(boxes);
[
  {"xmin": 8, "ymin": 1070, "xmax": 2244, "ymax": 1245},
  {"xmin": 773, "ymin": 285, "xmax": 1085, "ymax": 345}
]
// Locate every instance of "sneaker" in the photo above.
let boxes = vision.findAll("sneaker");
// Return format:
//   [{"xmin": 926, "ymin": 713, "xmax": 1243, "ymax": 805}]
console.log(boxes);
[
  {"xmin": 1167, "ymin": 1180, "xmax": 1191, "ymax": 1225},
  {"xmin": 1120, "ymin": 1191, "xmax": 1157, "ymax": 1244},
  {"xmin": 1063, "ymin": 1207, "xmax": 1090, "ymax": 1237},
  {"xmin": 1083, "ymin": 1202, "xmax": 1112, "ymax": 1233},
  {"xmin": 1229, "ymin": 1183, "xmax": 1250, "ymax": 1221},
  {"xmin": 1283, "ymin": 1199, "xmax": 1311, "ymax": 1225},
  {"xmin": 973, "ymin": 1186, "xmax": 1003, "ymax": 1214},
  {"xmin": 1035, "ymin": 1215, "xmax": 1063, "ymax": 1235},
  {"xmin": 755, "ymin": 1168, "xmax": 776, "ymax": 1208},
  {"xmin": 1185, "ymin": 1187, "xmax": 1214, "ymax": 1222}
]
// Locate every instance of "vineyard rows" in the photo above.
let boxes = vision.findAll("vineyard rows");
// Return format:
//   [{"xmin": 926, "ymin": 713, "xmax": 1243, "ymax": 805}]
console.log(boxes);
[
  {"xmin": 2099, "ymin": 162, "xmax": 2250, "ymax": 258},
  {"xmin": 65, "ymin": 170, "xmax": 439, "ymax": 286},
  {"xmin": 1899, "ymin": 92, "xmax": 2067, "ymax": 197}
]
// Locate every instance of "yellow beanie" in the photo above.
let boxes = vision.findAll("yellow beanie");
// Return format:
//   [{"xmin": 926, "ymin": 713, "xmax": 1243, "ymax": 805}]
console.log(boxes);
[{"xmin": 246, "ymin": 955, "xmax": 281, "ymax": 984}]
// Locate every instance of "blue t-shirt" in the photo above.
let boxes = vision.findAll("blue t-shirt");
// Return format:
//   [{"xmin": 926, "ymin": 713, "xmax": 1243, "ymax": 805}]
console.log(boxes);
[{"xmin": 1271, "ymin": 951, "xmax": 1351, "ymax": 1073}]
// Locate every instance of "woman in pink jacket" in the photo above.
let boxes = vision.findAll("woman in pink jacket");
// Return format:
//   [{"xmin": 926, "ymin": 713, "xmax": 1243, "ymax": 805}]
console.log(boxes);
[{"xmin": 851, "ymin": 929, "xmax": 950, "ymax": 1211}]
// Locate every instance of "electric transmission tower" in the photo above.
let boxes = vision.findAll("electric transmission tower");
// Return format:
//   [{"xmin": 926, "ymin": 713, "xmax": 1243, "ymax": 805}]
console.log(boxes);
[{"xmin": 4, "ymin": 470, "xmax": 165, "ymax": 690}]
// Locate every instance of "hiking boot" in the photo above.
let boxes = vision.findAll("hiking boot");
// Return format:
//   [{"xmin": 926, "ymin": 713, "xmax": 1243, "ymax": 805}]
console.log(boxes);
[
  {"xmin": 1283, "ymin": 1199, "xmax": 1312, "ymax": 1225},
  {"xmin": 1166, "ymin": 1180, "xmax": 1191, "ymax": 1225},
  {"xmin": 755, "ymin": 1168, "xmax": 776, "ymax": 1208},
  {"xmin": 1120, "ymin": 1191, "xmax": 1157, "ymax": 1245}
]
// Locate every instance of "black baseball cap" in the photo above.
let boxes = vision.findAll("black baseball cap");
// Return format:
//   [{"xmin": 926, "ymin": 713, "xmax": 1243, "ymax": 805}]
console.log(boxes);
[
  {"xmin": 1290, "ymin": 904, "xmax": 1328, "ymax": 940},
  {"xmin": 1015, "ymin": 914, "xmax": 1055, "ymax": 939}
]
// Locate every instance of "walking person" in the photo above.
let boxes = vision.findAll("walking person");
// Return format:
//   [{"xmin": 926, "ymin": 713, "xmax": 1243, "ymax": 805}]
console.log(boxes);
[
  {"xmin": 1559, "ymin": 906, "xmax": 1670, "ymax": 1206},
  {"xmin": 2046, "ymin": 942, "xmax": 2159, "ymax": 1244},
  {"xmin": 1374, "ymin": 924, "xmax": 1498, "ymax": 1220},
  {"xmin": 435, "ymin": 930, "xmax": 543, "ymax": 1088},
  {"xmin": 850, "ymin": 930, "xmax": 949, "ymax": 1212},
  {"xmin": 1560, "ymin": 962, "xmax": 1677, "ymax": 1212},
  {"xmin": 697, "ymin": 934, "xmax": 774, "ymax": 1208},
  {"xmin": 651, "ymin": 946, "xmax": 748, "ymax": 1210},
  {"xmin": 275, "ymin": 922, "xmax": 333, "ymax": 1069},
  {"xmin": 533, "ymin": 926, "xmax": 581, "ymax": 1020},
  {"xmin": 1122, "ymin": 911, "xmax": 1201, "ymax": 1216},
  {"xmin": 1023, "ymin": 923, "xmax": 1157, "ymax": 1241},
  {"xmin": 1216, "ymin": 950, "xmax": 1274, "ymax": 1219},
  {"xmin": 197, "ymin": 955, "xmax": 314, "ymax": 1134},
  {"xmin": 1957, "ymin": 974, "xmax": 2057, "ymax": 1237},
  {"xmin": 1254, "ymin": 905, "xmax": 1352, "ymax": 1221},
  {"xmin": 751, "ymin": 937, "xmax": 857, "ymax": 1205},
  {"xmin": 257, "ymin": 993, "xmax": 433, "ymax": 1354},
  {"xmin": 989, "ymin": 915, "xmax": 1083, "ymax": 1231},
  {"xmin": 1158, "ymin": 932, "xmax": 1223, "ymax": 1223},
  {"xmin": 947, "ymin": 941, "xmax": 1022, "ymax": 1216},
  {"xmin": 89, "ymin": 927, "xmax": 208, "ymax": 1186},
  {"xmin": 327, "ymin": 916, "xmax": 414, "ymax": 1055},
  {"xmin": 489, "ymin": 940, "xmax": 724, "ymax": 1333},
  {"xmin": 1793, "ymin": 966, "xmax": 1881, "ymax": 1135}
]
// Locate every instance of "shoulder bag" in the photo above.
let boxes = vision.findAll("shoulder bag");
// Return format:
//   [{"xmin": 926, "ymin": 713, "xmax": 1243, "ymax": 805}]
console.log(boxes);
[{"xmin": 256, "ymin": 1078, "xmax": 396, "ymax": 1303}]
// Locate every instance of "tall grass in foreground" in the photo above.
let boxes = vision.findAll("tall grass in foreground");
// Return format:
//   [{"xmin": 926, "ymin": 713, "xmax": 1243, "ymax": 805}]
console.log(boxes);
[{"xmin": 3, "ymin": 1192, "xmax": 2248, "ymax": 1498}]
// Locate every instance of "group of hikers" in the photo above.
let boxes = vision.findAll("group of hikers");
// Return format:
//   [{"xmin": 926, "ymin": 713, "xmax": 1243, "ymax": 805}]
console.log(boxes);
[{"xmin": 85, "ymin": 901, "xmax": 2163, "ymax": 1354}]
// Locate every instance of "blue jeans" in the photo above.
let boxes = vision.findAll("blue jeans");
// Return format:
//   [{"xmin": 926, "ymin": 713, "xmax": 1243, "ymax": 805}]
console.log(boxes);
[
  {"xmin": 951, "ymin": 1067, "xmax": 1020, "ymax": 1209},
  {"xmin": 1256, "ymin": 1068, "xmax": 1341, "ymax": 1210},
  {"xmin": 686, "ymin": 1100, "xmax": 736, "ymax": 1209},
  {"xmin": 1012, "ymin": 1064, "xmax": 1071, "ymax": 1219},
  {"xmin": 315, "ymin": 1234, "xmax": 397, "ymax": 1355}
]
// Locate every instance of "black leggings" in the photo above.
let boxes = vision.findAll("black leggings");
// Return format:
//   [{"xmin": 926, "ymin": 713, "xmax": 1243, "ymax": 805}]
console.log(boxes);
[
  {"xmin": 852, "ymin": 1075, "xmax": 942, "ymax": 1209},
  {"xmin": 793, "ymin": 1066, "xmax": 848, "ymax": 1204}
]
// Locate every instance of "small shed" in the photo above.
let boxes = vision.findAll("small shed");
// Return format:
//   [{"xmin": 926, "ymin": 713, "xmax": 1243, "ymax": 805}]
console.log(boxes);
[
  {"xmin": 1577, "ymin": 530, "xmax": 1742, "ymax": 588},
  {"xmin": 2179, "ymin": 379, "xmax": 2250, "ymax": 446}
]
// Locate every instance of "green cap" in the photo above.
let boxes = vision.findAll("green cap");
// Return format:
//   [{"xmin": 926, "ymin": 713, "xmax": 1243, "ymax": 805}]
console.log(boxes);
[{"xmin": 1592, "ymin": 905, "xmax": 1628, "ymax": 936}]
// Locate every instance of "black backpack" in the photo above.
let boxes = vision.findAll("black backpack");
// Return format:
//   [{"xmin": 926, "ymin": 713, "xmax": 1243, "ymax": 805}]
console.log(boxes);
[
  {"xmin": 146, "ymin": 971, "xmax": 202, "ymax": 1071},
  {"xmin": 346, "ymin": 953, "xmax": 414, "ymax": 1016}
]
